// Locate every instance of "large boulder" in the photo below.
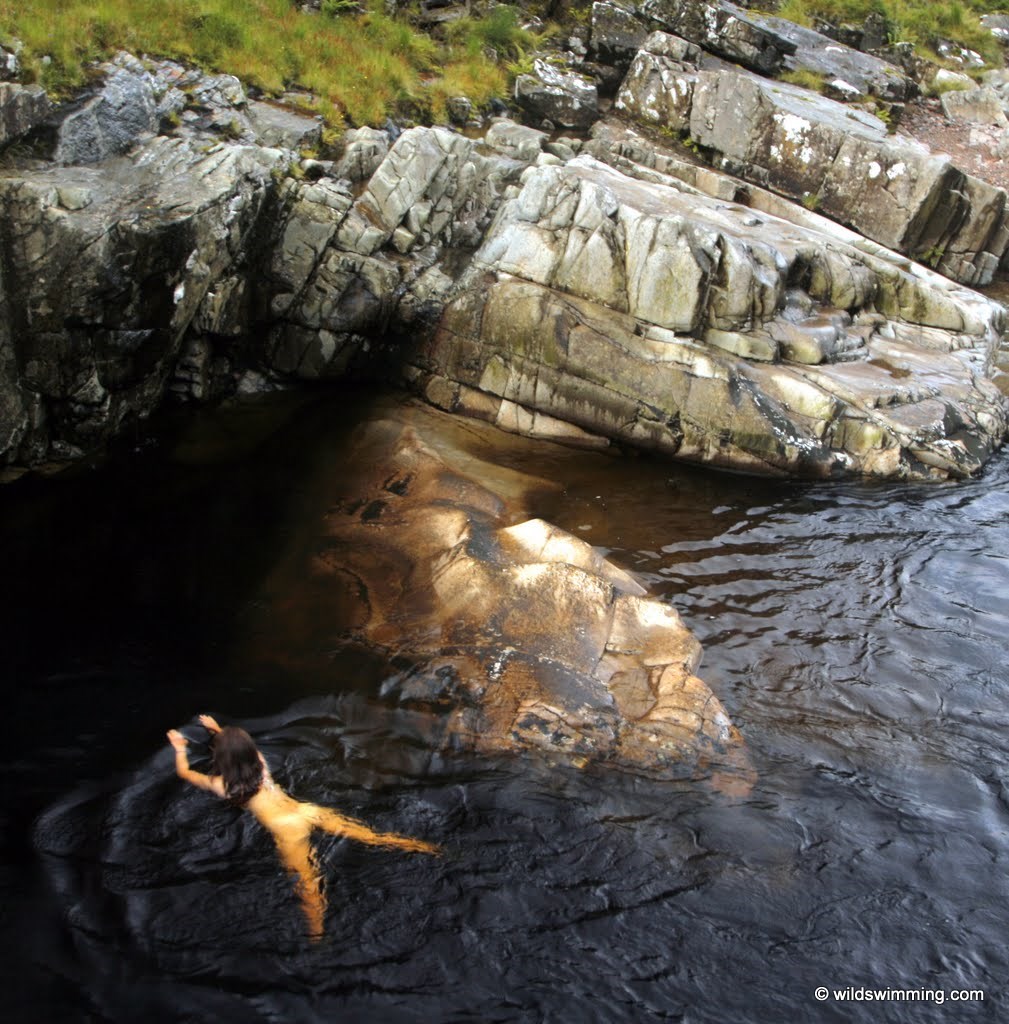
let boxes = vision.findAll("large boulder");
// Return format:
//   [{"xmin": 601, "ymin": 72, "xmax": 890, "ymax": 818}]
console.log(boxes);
[
  {"xmin": 244, "ymin": 398, "xmax": 751, "ymax": 784},
  {"xmin": 615, "ymin": 45, "xmax": 1009, "ymax": 286},
  {"xmin": 404, "ymin": 142, "xmax": 1007, "ymax": 481},
  {"xmin": 0, "ymin": 135, "xmax": 287, "ymax": 462},
  {"xmin": 52, "ymin": 52, "xmax": 161, "ymax": 164},
  {"xmin": 514, "ymin": 59, "xmax": 599, "ymax": 130},
  {"xmin": 589, "ymin": 1, "xmax": 650, "ymax": 68},
  {"xmin": 939, "ymin": 84, "xmax": 1009, "ymax": 128},
  {"xmin": 0, "ymin": 81, "xmax": 51, "ymax": 147}
]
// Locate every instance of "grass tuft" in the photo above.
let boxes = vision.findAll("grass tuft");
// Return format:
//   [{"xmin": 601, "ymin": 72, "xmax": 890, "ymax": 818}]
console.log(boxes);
[{"xmin": 763, "ymin": 0, "xmax": 1006, "ymax": 65}]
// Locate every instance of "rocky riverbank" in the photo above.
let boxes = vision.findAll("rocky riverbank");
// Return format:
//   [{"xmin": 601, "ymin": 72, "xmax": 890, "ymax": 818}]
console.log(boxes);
[{"xmin": 2, "ymin": 2, "xmax": 1009, "ymax": 480}]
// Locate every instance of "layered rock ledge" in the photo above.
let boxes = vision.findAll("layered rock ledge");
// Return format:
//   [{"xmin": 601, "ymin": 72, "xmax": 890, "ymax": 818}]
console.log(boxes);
[
  {"xmin": 408, "ymin": 132, "xmax": 1007, "ymax": 479},
  {"xmin": 1, "ymin": 37, "xmax": 1008, "ymax": 482},
  {"xmin": 616, "ymin": 37, "xmax": 1009, "ymax": 286}
]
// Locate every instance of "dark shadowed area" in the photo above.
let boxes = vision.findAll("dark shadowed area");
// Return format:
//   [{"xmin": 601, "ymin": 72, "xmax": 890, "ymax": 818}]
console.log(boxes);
[{"xmin": 1, "ymin": 386, "xmax": 1006, "ymax": 1023}]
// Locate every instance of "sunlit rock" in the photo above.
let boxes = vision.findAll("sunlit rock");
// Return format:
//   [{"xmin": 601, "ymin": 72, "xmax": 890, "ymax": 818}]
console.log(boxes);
[
  {"xmin": 616, "ymin": 42, "xmax": 1009, "ymax": 286},
  {"xmin": 406, "ymin": 136, "xmax": 1007, "ymax": 480},
  {"xmin": 248, "ymin": 400, "xmax": 751, "ymax": 787}
]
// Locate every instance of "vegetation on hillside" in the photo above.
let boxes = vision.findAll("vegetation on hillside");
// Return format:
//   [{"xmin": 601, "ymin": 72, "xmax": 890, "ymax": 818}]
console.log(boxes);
[
  {"xmin": 0, "ymin": 0, "xmax": 548, "ymax": 129},
  {"xmin": 2, "ymin": 0, "xmax": 1006, "ymax": 132},
  {"xmin": 768, "ymin": 0, "xmax": 1009, "ymax": 65}
]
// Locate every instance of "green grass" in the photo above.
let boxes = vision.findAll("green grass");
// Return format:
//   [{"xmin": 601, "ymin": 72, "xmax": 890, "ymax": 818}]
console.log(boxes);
[
  {"xmin": 769, "ymin": 0, "xmax": 1006, "ymax": 65},
  {"xmin": 0, "ymin": 0, "xmax": 541, "ymax": 129},
  {"xmin": 779, "ymin": 67, "xmax": 830, "ymax": 92}
]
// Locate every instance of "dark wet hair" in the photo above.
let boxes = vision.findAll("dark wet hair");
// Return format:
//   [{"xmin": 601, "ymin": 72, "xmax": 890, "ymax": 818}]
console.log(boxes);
[{"xmin": 210, "ymin": 726, "xmax": 264, "ymax": 806}]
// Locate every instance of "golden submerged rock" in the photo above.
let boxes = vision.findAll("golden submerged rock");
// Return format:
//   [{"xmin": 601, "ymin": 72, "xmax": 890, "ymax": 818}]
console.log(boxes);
[{"xmin": 250, "ymin": 399, "xmax": 753, "ymax": 793}]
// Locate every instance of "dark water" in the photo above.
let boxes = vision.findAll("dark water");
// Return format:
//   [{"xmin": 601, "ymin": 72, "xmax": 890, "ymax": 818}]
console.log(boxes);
[{"xmin": 2, "ymin": 388, "xmax": 1006, "ymax": 1023}]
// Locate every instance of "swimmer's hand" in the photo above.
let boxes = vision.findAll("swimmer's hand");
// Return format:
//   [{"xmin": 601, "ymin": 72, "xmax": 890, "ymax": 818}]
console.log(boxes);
[
  {"xmin": 167, "ymin": 729, "xmax": 188, "ymax": 752},
  {"xmin": 199, "ymin": 714, "xmax": 222, "ymax": 734}
]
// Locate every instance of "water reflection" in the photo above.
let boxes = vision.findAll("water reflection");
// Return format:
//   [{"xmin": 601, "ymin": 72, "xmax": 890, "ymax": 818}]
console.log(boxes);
[{"xmin": 4, "ymin": 390, "xmax": 1008, "ymax": 1022}]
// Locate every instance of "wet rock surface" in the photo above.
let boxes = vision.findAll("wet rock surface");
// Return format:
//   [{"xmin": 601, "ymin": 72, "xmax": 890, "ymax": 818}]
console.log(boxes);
[
  {"xmin": 245, "ymin": 398, "xmax": 750, "ymax": 782},
  {"xmin": 409, "ymin": 132, "xmax": 1007, "ymax": 480}
]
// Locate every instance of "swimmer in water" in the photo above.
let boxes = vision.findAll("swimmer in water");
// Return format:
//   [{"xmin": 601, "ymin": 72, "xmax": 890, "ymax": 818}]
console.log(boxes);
[{"xmin": 167, "ymin": 715, "xmax": 438, "ymax": 939}]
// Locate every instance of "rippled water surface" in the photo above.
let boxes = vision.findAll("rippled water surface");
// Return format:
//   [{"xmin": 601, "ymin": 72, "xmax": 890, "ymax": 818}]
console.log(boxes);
[{"xmin": 3, "ymin": 389, "xmax": 1007, "ymax": 1023}]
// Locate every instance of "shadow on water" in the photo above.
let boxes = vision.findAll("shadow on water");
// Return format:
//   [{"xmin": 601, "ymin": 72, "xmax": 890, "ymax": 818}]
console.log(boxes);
[{"xmin": 2, "ymin": 385, "xmax": 1007, "ymax": 1022}]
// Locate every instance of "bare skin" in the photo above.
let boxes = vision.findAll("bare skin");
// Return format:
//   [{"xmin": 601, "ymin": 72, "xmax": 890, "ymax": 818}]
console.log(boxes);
[{"xmin": 167, "ymin": 715, "xmax": 438, "ymax": 939}]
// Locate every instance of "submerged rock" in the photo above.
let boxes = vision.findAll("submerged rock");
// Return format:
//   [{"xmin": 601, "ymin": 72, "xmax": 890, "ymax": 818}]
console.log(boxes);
[{"xmin": 247, "ymin": 399, "xmax": 751, "ymax": 785}]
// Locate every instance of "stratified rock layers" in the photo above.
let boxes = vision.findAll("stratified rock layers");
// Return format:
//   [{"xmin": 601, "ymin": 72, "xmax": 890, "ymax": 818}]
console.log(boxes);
[
  {"xmin": 616, "ymin": 44, "xmax": 1009, "ymax": 286},
  {"xmin": 408, "ymin": 149, "xmax": 1006, "ymax": 480},
  {"xmin": 1, "ymin": 43, "xmax": 1008, "ymax": 481}
]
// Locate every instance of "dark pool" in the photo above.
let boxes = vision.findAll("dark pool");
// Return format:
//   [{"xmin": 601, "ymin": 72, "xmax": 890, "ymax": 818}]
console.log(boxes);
[{"xmin": 2, "ymin": 388, "xmax": 1006, "ymax": 1023}]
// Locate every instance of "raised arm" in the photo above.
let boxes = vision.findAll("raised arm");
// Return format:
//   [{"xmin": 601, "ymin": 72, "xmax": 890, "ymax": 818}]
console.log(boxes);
[
  {"xmin": 167, "ymin": 729, "xmax": 225, "ymax": 797},
  {"xmin": 198, "ymin": 714, "xmax": 222, "ymax": 734}
]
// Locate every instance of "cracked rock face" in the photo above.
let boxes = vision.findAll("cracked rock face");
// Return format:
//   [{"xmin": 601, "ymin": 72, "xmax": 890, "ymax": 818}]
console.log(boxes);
[
  {"xmin": 1, "ymin": 50, "xmax": 1008, "ymax": 483},
  {"xmin": 407, "ymin": 142, "xmax": 1007, "ymax": 480},
  {"xmin": 0, "ymin": 137, "xmax": 286, "ymax": 462},
  {"xmin": 0, "ymin": 81, "xmax": 50, "ymax": 147},
  {"xmin": 639, "ymin": 0, "xmax": 796, "ymax": 75},
  {"xmin": 745, "ymin": 11, "xmax": 914, "ymax": 102},
  {"xmin": 514, "ymin": 59, "xmax": 600, "ymax": 130},
  {"xmin": 243, "ymin": 399, "xmax": 751, "ymax": 785},
  {"xmin": 616, "ymin": 46, "xmax": 1009, "ymax": 286}
]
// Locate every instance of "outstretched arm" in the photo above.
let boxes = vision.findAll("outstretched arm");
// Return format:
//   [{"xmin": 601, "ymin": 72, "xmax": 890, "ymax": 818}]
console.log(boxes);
[
  {"xmin": 198, "ymin": 714, "xmax": 222, "ymax": 734},
  {"xmin": 167, "ymin": 729, "xmax": 225, "ymax": 797}
]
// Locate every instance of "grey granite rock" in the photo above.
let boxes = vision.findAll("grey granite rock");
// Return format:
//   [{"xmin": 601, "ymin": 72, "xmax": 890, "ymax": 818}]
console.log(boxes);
[
  {"xmin": 514, "ymin": 59, "xmax": 599, "ymax": 130},
  {"xmin": 0, "ymin": 81, "xmax": 50, "ymax": 146},
  {"xmin": 639, "ymin": 0, "xmax": 796, "ymax": 74},
  {"xmin": 616, "ymin": 54, "xmax": 1009, "ymax": 286}
]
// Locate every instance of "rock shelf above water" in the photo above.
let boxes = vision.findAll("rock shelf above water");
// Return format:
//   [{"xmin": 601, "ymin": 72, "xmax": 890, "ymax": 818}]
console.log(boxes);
[
  {"xmin": 1, "ymin": 33, "xmax": 1008, "ymax": 481},
  {"xmin": 410, "ymin": 135, "xmax": 1007, "ymax": 479}
]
